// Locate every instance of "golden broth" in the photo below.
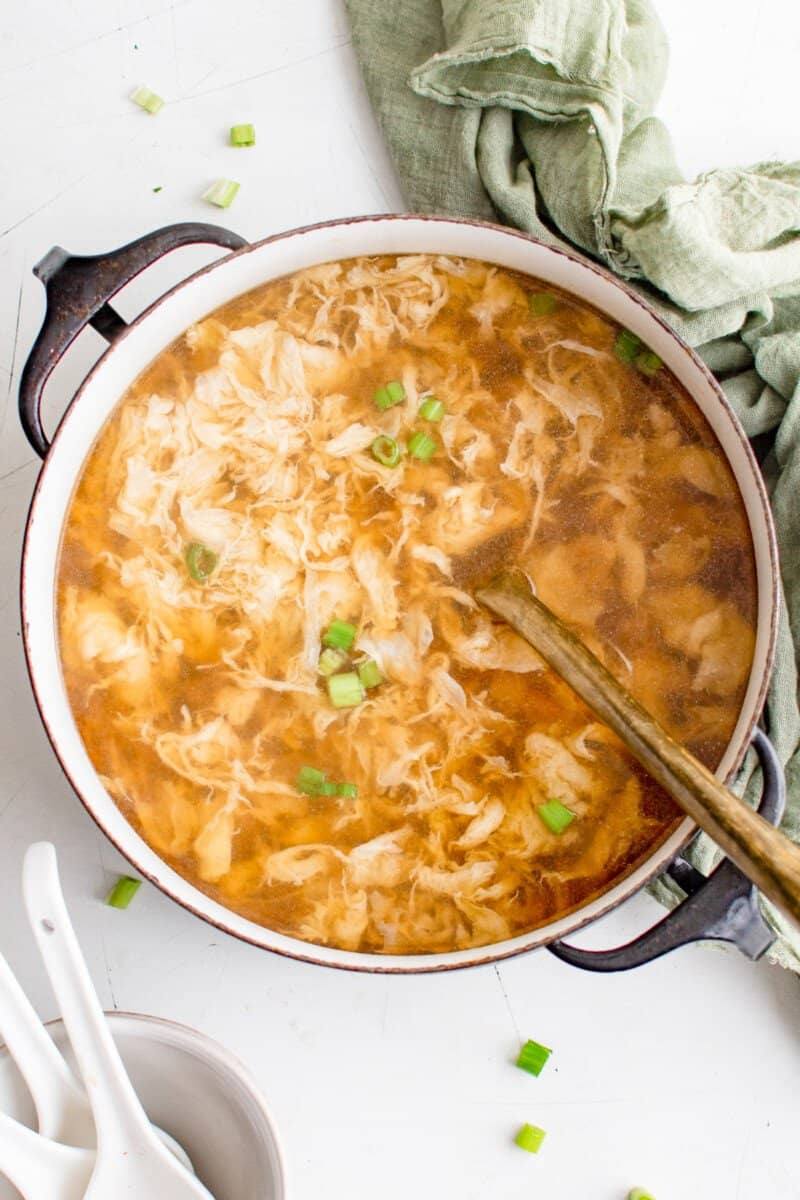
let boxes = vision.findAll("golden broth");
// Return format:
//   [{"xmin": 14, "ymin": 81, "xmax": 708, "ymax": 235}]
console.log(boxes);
[{"xmin": 57, "ymin": 255, "xmax": 756, "ymax": 954}]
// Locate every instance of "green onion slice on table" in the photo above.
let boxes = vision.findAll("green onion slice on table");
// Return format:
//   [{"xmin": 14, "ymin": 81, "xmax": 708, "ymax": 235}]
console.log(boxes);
[
  {"xmin": 514, "ymin": 1124, "xmax": 546, "ymax": 1154},
  {"xmin": 106, "ymin": 877, "xmax": 142, "ymax": 909},
  {"xmin": 230, "ymin": 123, "xmax": 256, "ymax": 146},
  {"xmin": 203, "ymin": 179, "xmax": 240, "ymax": 208},
  {"xmin": 130, "ymin": 85, "xmax": 164, "ymax": 114},
  {"xmin": 515, "ymin": 1039, "xmax": 552, "ymax": 1076}
]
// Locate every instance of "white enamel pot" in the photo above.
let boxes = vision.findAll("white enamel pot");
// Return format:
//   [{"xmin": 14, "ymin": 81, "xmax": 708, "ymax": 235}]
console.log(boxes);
[{"xmin": 18, "ymin": 216, "xmax": 785, "ymax": 973}]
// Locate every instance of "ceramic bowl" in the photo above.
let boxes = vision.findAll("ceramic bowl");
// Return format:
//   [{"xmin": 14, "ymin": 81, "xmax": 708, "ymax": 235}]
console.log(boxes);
[{"xmin": 0, "ymin": 1010, "xmax": 286, "ymax": 1200}]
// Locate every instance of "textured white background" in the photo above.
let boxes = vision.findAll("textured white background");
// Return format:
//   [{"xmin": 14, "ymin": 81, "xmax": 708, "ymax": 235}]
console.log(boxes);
[{"xmin": 1, "ymin": 3, "xmax": 799, "ymax": 1199}]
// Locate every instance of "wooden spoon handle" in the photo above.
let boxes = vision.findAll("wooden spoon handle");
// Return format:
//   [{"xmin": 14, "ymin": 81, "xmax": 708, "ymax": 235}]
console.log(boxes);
[{"xmin": 477, "ymin": 569, "xmax": 800, "ymax": 931}]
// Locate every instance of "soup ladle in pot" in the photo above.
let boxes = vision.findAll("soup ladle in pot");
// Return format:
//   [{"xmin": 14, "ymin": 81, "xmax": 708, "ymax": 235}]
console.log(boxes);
[{"xmin": 474, "ymin": 568, "xmax": 800, "ymax": 931}]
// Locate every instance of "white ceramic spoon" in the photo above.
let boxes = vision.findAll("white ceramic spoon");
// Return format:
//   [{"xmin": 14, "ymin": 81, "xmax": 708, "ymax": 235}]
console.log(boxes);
[
  {"xmin": 22, "ymin": 843, "xmax": 216, "ymax": 1200},
  {"xmin": 0, "ymin": 948, "xmax": 193, "ymax": 1167},
  {"xmin": 0, "ymin": 1110, "xmax": 92, "ymax": 1200}
]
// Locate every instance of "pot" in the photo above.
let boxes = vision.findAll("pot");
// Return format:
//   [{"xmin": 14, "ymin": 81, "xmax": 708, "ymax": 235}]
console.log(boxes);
[{"xmin": 18, "ymin": 216, "xmax": 785, "ymax": 973}]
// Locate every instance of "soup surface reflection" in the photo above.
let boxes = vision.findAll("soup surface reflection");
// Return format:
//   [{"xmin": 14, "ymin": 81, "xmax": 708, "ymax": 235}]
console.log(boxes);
[{"xmin": 57, "ymin": 255, "xmax": 756, "ymax": 953}]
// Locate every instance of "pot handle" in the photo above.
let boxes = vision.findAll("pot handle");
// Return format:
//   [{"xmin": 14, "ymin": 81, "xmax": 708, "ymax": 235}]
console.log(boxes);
[
  {"xmin": 18, "ymin": 222, "xmax": 248, "ymax": 458},
  {"xmin": 547, "ymin": 729, "xmax": 786, "ymax": 972}
]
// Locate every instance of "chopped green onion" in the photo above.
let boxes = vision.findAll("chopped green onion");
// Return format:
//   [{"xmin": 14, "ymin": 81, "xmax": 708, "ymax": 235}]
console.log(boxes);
[
  {"xmin": 185, "ymin": 542, "xmax": 218, "ymax": 582},
  {"xmin": 130, "ymin": 85, "xmax": 164, "ymax": 115},
  {"xmin": 322, "ymin": 620, "xmax": 357, "ymax": 651},
  {"xmin": 318, "ymin": 647, "xmax": 349, "ymax": 676},
  {"xmin": 528, "ymin": 292, "xmax": 557, "ymax": 317},
  {"xmin": 318, "ymin": 781, "xmax": 340, "ymax": 796},
  {"xmin": 106, "ymin": 876, "xmax": 142, "ymax": 909},
  {"xmin": 373, "ymin": 380, "xmax": 405, "ymax": 410},
  {"xmin": 335, "ymin": 782, "xmax": 358, "ymax": 799},
  {"xmin": 613, "ymin": 328, "xmax": 643, "ymax": 363},
  {"xmin": 230, "ymin": 123, "xmax": 256, "ymax": 147},
  {"xmin": 203, "ymin": 178, "xmax": 240, "ymax": 208},
  {"xmin": 418, "ymin": 396, "xmax": 445, "ymax": 422},
  {"xmin": 296, "ymin": 765, "xmax": 327, "ymax": 796},
  {"xmin": 152, "ymin": 186, "xmax": 163, "ymax": 193},
  {"xmin": 326, "ymin": 672, "xmax": 365, "ymax": 708},
  {"xmin": 635, "ymin": 350, "xmax": 663, "ymax": 376},
  {"xmin": 357, "ymin": 659, "xmax": 383, "ymax": 689},
  {"xmin": 370, "ymin": 435, "xmax": 402, "ymax": 468},
  {"xmin": 407, "ymin": 430, "xmax": 437, "ymax": 461},
  {"xmin": 514, "ymin": 1124, "xmax": 546, "ymax": 1154},
  {"xmin": 537, "ymin": 799, "xmax": 576, "ymax": 834},
  {"xmin": 515, "ymin": 1039, "xmax": 552, "ymax": 1077},
  {"xmin": 628, "ymin": 1191, "xmax": 657, "ymax": 1200}
]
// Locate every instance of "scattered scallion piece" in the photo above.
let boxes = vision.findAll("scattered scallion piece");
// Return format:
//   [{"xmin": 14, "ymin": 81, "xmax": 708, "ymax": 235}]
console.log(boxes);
[
  {"xmin": 628, "ymin": 1190, "xmax": 657, "ymax": 1200},
  {"xmin": 185, "ymin": 542, "xmax": 218, "ymax": 581},
  {"xmin": 515, "ymin": 1039, "xmax": 552, "ymax": 1077},
  {"xmin": 203, "ymin": 178, "xmax": 240, "ymax": 208},
  {"xmin": 296, "ymin": 765, "xmax": 327, "ymax": 795},
  {"xmin": 373, "ymin": 380, "xmax": 405, "ymax": 410},
  {"xmin": 322, "ymin": 620, "xmax": 357, "ymax": 652},
  {"xmin": 318, "ymin": 647, "xmax": 349, "ymax": 676},
  {"xmin": 106, "ymin": 876, "xmax": 142, "ymax": 910},
  {"xmin": 537, "ymin": 799, "xmax": 575, "ymax": 834},
  {"xmin": 130, "ymin": 85, "xmax": 164, "ymax": 115},
  {"xmin": 407, "ymin": 430, "xmax": 437, "ymax": 461},
  {"xmin": 230, "ymin": 123, "xmax": 256, "ymax": 147},
  {"xmin": 613, "ymin": 328, "xmax": 642, "ymax": 363},
  {"xmin": 418, "ymin": 396, "xmax": 445, "ymax": 422},
  {"xmin": 318, "ymin": 781, "xmax": 340, "ymax": 796},
  {"xmin": 528, "ymin": 292, "xmax": 557, "ymax": 317},
  {"xmin": 327, "ymin": 672, "xmax": 365, "ymax": 709},
  {"xmin": 370, "ymin": 435, "xmax": 402, "ymax": 468},
  {"xmin": 357, "ymin": 659, "xmax": 383, "ymax": 689},
  {"xmin": 635, "ymin": 350, "xmax": 663, "ymax": 376},
  {"xmin": 335, "ymin": 782, "xmax": 358, "ymax": 799},
  {"xmin": 514, "ymin": 1124, "xmax": 546, "ymax": 1154},
  {"xmin": 152, "ymin": 186, "xmax": 163, "ymax": 193}
]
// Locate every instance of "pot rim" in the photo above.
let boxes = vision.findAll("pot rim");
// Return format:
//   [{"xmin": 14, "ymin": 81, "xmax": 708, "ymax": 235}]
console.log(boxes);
[{"xmin": 19, "ymin": 212, "xmax": 780, "ymax": 972}]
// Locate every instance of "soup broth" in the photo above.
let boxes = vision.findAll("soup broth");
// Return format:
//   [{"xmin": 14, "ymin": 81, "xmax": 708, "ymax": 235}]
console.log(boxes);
[{"xmin": 57, "ymin": 255, "xmax": 757, "ymax": 954}]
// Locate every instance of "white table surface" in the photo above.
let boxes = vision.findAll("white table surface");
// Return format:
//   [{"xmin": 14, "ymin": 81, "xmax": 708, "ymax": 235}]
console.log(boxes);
[{"xmin": 1, "ymin": 3, "xmax": 799, "ymax": 1198}]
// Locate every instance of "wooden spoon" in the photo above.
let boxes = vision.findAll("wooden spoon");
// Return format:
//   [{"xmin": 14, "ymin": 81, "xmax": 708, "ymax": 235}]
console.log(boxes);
[{"xmin": 475, "ymin": 567, "xmax": 800, "ymax": 931}]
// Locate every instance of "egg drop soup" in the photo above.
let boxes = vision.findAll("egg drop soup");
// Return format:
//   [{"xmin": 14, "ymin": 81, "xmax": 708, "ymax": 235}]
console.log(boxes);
[{"xmin": 57, "ymin": 254, "xmax": 757, "ymax": 954}]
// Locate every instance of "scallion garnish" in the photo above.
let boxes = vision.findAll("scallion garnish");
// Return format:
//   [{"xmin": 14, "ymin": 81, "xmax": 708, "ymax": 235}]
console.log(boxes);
[
  {"xmin": 528, "ymin": 292, "xmax": 557, "ymax": 317},
  {"xmin": 537, "ymin": 799, "xmax": 575, "ymax": 834},
  {"xmin": 515, "ymin": 1039, "xmax": 552, "ymax": 1077},
  {"xmin": 327, "ymin": 672, "xmax": 365, "ymax": 708},
  {"xmin": 407, "ymin": 430, "xmax": 437, "ymax": 461},
  {"xmin": 357, "ymin": 659, "xmax": 383, "ymax": 689},
  {"xmin": 628, "ymin": 1190, "xmax": 657, "ymax": 1200},
  {"xmin": 635, "ymin": 350, "xmax": 663, "ymax": 376},
  {"xmin": 374, "ymin": 380, "xmax": 405, "ymax": 411},
  {"xmin": 130, "ymin": 85, "xmax": 164, "ymax": 114},
  {"xmin": 203, "ymin": 178, "xmax": 240, "ymax": 208},
  {"xmin": 322, "ymin": 620, "xmax": 357, "ymax": 651},
  {"xmin": 230, "ymin": 123, "xmax": 256, "ymax": 147},
  {"xmin": 418, "ymin": 396, "xmax": 445, "ymax": 422},
  {"xmin": 514, "ymin": 1124, "xmax": 546, "ymax": 1154},
  {"xmin": 106, "ymin": 876, "xmax": 142, "ymax": 909},
  {"xmin": 613, "ymin": 328, "xmax": 642, "ymax": 363},
  {"xmin": 296, "ymin": 765, "xmax": 327, "ymax": 795},
  {"xmin": 318, "ymin": 647, "xmax": 349, "ymax": 676},
  {"xmin": 370, "ymin": 435, "xmax": 402, "ymax": 467},
  {"xmin": 335, "ymin": 782, "xmax": 358, "ymax": 798},
  {"xmin": 185, "ymin": 542, "xmax": 218, "ymax": 581}
]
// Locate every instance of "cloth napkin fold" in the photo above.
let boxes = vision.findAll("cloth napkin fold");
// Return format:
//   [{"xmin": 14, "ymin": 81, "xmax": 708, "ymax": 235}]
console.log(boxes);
[{"xmin": 345, "ymin": 0, "xmax": 800, "ymax": 970}]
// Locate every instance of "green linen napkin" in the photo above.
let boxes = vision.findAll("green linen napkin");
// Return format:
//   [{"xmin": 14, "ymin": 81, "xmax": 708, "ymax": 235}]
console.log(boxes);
[{"xmin": 345, "ymin": 0, "xmax": 800, "ymax": 969}]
